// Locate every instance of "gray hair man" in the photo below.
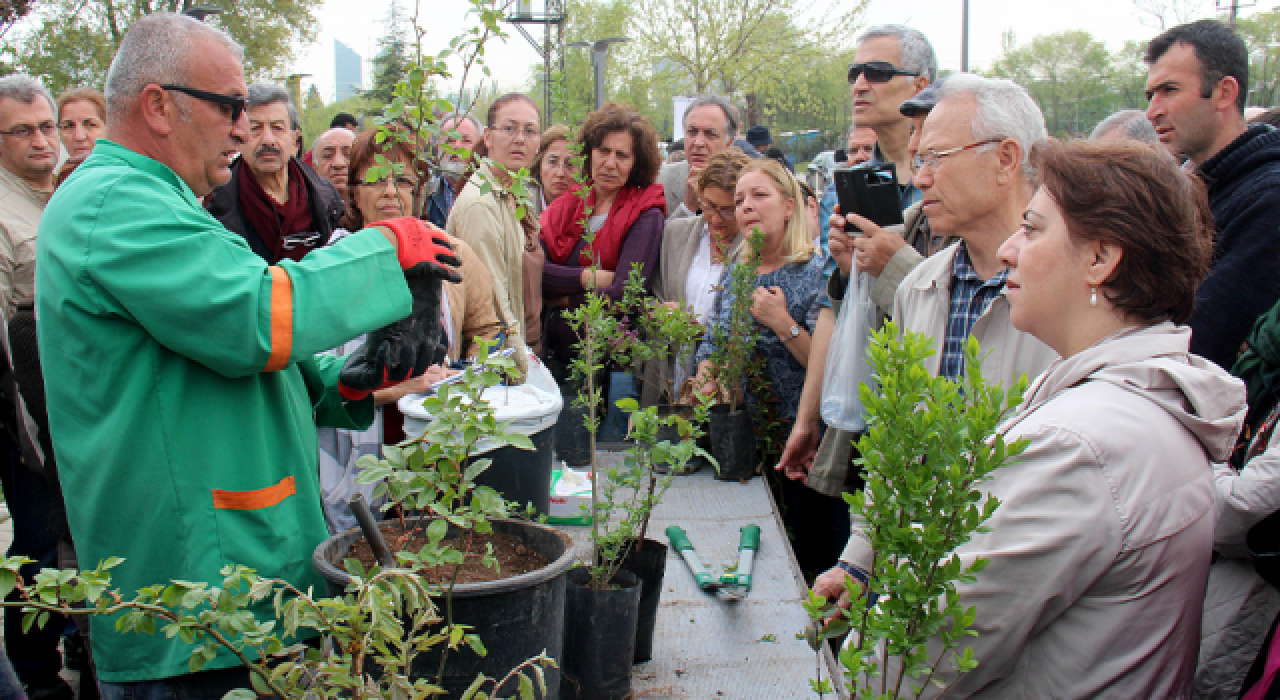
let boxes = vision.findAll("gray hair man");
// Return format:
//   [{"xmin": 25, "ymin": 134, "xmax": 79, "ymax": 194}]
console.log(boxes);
[
  {"xmin": 0, "ymin": 72, "xmax": 70, "ymax": 698},
  {"xmin": 811, "ymin": 74, "xmax": 1057, "ymax": 691},
  {"xmin": 1090, "ymin": 109, "xmax": 1160, "ymax": 144},
  {"xmin": 37, "ymin": 12, "xmax": 458, "ymax": 690},
  {"xmin": 656, "ymin": 93, "xmax": 739, "ymax": 218},
  {"xmin": 205, "ymin": 81, "xmax": 345, "ymax": 263},
  {"xmin": 311, "ymin": 126, "xmax": 355, "ymax": 195},
  {"xmin": 427, "ymin": 112, "xmax": 482, "ymax": 228}
]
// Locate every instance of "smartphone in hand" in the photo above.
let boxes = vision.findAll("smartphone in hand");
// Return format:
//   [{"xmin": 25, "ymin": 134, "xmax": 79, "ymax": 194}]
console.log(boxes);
[{"xmin": 834, "ymin": 162, "xmax": 904, "ymax": 233}]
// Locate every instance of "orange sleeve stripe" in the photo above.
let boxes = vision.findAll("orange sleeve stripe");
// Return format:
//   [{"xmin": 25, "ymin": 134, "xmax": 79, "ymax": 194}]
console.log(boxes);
[
  {"xmin": 264, "ymin": 266, "xmax": 293, "ymax": 372},
  {"xmin": 213, "ymin": 476, "xmax": 296, "ymax": 511}
]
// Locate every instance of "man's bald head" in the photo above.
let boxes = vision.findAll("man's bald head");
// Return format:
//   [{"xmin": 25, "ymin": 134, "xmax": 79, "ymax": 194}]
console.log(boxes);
[{"xmin": 312, "ymin": 127, "xmax": 355, "ymax": 193}]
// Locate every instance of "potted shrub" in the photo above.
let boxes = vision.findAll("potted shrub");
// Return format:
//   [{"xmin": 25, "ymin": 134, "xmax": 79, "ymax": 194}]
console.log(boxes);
[
  {"xmin": 313, "ymin": 344, "xmax": 576, "ymax": 697},
  {"xmin": 803, "ymin": 324, "xmax": 1028, "ymax": 698},
  {"xmin": 703, "ymin": 229, "xmax": 766, "ymax": 481}
]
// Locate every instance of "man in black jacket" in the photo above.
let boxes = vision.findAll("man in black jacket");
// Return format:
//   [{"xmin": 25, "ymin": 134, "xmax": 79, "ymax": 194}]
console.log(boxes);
[
  {"xmin": 206, "ymin": 83, "xmax": 344, "ymax": 263},
  {"xmin": 1146, "ymin": 20, "xmax": 1280, "ymax": 370}
]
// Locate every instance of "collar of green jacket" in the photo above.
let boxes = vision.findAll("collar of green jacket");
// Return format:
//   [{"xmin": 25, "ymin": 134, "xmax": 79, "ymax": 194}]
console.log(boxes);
[
  {"xmin": 1232, "ymin": 294, "xmax": 1280, "ymax": 407},
  {"xmin": 87, "ymin": 140, "xmax": 203, "ymax": 210}
]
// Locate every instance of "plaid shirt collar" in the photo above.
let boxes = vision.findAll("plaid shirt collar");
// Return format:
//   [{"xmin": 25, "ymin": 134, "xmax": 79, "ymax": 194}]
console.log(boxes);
[{"xmin": 939, "ymin": 243, "xmax": 1009, "ymax": 381}]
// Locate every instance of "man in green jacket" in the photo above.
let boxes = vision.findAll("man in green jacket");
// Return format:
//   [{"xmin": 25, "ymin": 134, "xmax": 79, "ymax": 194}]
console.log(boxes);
[{"xmin": 36, "ymin": 13, "xmax": 457, "ymax": 694}]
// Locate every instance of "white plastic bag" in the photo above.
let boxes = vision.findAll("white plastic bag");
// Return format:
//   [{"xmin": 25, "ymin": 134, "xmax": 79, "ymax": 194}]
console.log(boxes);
[{"xmin": 820, "ymin": 270, "xmax": 877, "ymax": 432}]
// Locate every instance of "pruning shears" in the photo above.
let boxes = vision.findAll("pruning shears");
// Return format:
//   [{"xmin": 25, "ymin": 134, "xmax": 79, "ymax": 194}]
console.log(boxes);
[{"xmin": 666, "ymin": 524, "xmax": 761, "ymax": 601}]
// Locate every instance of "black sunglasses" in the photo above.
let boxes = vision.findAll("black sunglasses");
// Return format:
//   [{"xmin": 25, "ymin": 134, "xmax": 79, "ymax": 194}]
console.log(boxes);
[
  {"xmin": 160, "ymin": 85, "xmax": 247, "ymax": 123},
  {"xmin": 847, "ymin": 61, "xmax": 920, "ymax": 85}
]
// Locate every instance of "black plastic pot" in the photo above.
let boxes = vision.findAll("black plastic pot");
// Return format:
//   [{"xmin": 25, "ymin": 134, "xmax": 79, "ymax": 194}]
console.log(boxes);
[
  {"xmin": 620, "ymin": 538, "xmax": 668, "ymax": 663},
  {"xmin": 654, "ymin": 405, "xmax": 701, "ymax": 475},
  {"xmin": 555, "ymin": 380, "xmax": 593, "ymax": 467},
  {"xmin": 477, "ymin": 426, "xmax": 555, "ymax": 515},
  {"xmin": 1248, "ymin": 508, "xmax": 1280, "ymax": 589},
  {"xmin": 709, "ymin": 404, "xmax": 758, "ymax": 481},
  {"xmin": 560, "ymin": 568, "xmax": 641, "ymax": 699},
  {"xmin": 313, "ymin": 518, "xmax": 575, "ymax": 698}
]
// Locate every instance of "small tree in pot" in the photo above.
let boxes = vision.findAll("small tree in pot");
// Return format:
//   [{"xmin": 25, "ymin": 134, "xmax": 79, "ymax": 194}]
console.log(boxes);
[{"xmin": 701, "ymin": 228, "xmax": 766, "ymax": 481}]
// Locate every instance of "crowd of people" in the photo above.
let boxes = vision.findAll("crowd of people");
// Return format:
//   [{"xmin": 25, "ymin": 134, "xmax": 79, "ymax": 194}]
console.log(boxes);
[{"xmin": 0, "ymin": 6, "xmax": 1277, "ymax": 698}]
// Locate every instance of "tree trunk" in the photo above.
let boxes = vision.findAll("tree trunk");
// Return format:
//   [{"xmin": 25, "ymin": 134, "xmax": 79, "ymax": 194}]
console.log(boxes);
[{"xmin": 745, "ymin": 92, "xmax": 762, "ymax": 128}]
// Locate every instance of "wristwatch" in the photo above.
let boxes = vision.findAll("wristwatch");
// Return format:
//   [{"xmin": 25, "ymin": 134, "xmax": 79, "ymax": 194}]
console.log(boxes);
[{"xmin": 787, "ymin": 324, "xmax": 802, "ymax": 341}]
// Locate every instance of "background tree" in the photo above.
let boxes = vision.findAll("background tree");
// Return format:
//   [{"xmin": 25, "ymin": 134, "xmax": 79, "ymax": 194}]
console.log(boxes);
[
  {"xmin": 1132, "ymin": 0, "xmax": 1210, "ymax": 30},
  {"xmin": 367, "ymin": 0, "xmax": 411, "ymax": 103},
  {"xmin": 989, "ymin": 29, "xmax": 1120, "ymax": 136},
  {"xmin": 304, "ymin": 84, "xmax": 324, "ymax": 112},
  {"xmin": 7, "ymin": 0, "xmax": 321, "ymax": 95},
  {"xmin": 1238, "ymin": 8, "xmax": 1280, "ymax": 107}
]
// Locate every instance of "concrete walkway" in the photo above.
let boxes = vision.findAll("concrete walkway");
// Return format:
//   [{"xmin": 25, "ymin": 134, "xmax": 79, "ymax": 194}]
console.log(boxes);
[{"xmin": 561, "ymin": 454, "xmax": 842, "ymax": 698}]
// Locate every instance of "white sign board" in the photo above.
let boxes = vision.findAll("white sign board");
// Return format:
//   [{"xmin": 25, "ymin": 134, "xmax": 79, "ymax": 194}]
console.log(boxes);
[{"xmin": 672, "ymin": 96, "xmax": 694, "ymax": 141}]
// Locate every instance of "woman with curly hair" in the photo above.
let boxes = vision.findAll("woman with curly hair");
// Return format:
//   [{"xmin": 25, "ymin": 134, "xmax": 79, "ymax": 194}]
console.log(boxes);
[{"xmin": 540, "ymin": 101, "xmax": 666, "ymax": 438}]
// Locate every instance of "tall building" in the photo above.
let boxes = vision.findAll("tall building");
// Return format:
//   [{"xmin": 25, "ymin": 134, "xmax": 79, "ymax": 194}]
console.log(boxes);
[{"xmin": 334, "ymin": 40, "xmax": 363, "ymax": 102}]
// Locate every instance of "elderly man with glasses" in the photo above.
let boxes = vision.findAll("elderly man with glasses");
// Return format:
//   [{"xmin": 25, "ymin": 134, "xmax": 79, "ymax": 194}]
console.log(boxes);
[
  {"xmin": 656, "ymin": 93, "xmax": 741, "ymax": 219},
  {"xmin": 0, "ymin": 73, "xmax": 73, "ymax": 700},
  {"xmin": 206, "ymin": 83, "xmax": 345, "ymax": 264},
  {"xmin": 35, "ymin": 13, "xmax": 460, "ymax": 694}
]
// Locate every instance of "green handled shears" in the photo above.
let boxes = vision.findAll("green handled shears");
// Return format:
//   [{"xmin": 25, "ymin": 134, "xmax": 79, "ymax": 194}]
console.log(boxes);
[{"xmin": 667, "ymin": 524, "xmax": 761, "ymax": 601}]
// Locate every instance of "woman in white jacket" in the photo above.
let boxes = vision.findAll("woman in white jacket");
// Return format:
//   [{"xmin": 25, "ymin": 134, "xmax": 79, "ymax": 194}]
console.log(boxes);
[{"xmin": 819, "ymin": 139, "xmax": 1247, "ymax": 697}]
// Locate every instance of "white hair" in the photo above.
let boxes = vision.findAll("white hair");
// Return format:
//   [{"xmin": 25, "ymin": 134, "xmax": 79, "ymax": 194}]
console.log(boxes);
[
  {"xmin": 0, "ymin": 74, "xmax": 54, "ymax": 114},
  {"xmin": 936, "ymin": 73, "xmax": 1046, "ymax": 182},
  {"xmin": 857, "ymin": 25, "xmax": 938, "ymax": 83},
  {"xmin": 312, "ymin": 126, "xmax": 354, "ymax": 154},
  {"xmin": 683, "ymin": 94, "xmax": 739, "ymax": 143},
  {"xmin": 1090, "ymin": 109, "xmax": 1159, "ymax": 144},
  {"xmin": 104, "ymin": 12, "xmax": 243, "ymax": 120}
]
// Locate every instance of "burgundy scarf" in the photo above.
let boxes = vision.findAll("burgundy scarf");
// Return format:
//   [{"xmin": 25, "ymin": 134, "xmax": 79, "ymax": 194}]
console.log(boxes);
[
  {"xmin": 539, "ymin": 183, "xmax": 666, "ymax": 270},
  {"xmin": 236, "ymin": 158, "xmax": 315, "ymax": 262}
]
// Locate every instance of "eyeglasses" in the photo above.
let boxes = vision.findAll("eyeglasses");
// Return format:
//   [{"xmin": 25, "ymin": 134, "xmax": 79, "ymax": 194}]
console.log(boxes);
[
  {"xmin": 160, "ymin": 85, "xmax": 247, "ymax": 123},
  {"xmin": 493, "ymin": 124, "xmax": 540, "ymax": 141},
  {"xmin": 847, "ymin": 61, "xmax": 921, "ymax": 85},
  {"xmin": 361, "ymin": 175, "xmax": 419, "ymax": 192},
  {"xmin": 700, "ymin": 200, "xmax": 736, "ymax": 220},
  {"xmin": 912, "ymin": 138, "xmax": 1004, "ymax": 170},
  {"xmin": 0, "ymin": 122, "xmax": 56, "ymax": 140}
]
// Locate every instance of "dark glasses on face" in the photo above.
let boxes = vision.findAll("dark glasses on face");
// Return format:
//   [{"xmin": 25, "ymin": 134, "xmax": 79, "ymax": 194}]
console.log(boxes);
[
  {"xmin": 847, "ymin": 61, "xmax": 920, "ymax": 85},
  {"xmin": 160, "ymin": 85, "xmax": 247, "ymax": 123}
]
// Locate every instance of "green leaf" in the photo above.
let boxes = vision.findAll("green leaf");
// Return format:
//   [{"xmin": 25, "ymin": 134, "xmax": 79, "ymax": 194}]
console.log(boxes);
[
  {"xmin": 518, "ymin": 672, "xmax": 535, "ymax": 700},
  {"xmin": 427, "ymin": 518, "xmax": 449, "ymax": 545}
]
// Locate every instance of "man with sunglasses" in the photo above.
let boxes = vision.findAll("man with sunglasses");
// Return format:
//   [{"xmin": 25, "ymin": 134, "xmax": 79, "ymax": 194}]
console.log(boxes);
[
  {"xmin": 35, "ymin": 14, "xmax": 461, "ymax": 693},
  {"xmin": 206, "ymin": 83, "xmax": 345, "ymax": 264},
  {"xmin": 818, "ymin": 26, "xmax": 935, "ymax": 282},
  {"xmin": 0, "ymin": 73, "xmax": 76, "ymax": 700}
]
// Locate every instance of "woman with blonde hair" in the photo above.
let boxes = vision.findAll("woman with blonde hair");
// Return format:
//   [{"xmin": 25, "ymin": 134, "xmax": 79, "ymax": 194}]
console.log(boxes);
[{"xmin": 691, "ymin": 158, "xmax": 824, "ymax": 421}]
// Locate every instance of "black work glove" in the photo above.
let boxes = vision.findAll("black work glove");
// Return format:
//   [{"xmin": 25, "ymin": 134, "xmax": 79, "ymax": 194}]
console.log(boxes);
[{"xmin": 338, "ymin": 255, "xmax": 461, "ymax": 401}]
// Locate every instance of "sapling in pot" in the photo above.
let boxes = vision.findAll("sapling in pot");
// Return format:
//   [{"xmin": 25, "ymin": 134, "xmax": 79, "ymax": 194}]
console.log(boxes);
[
  {"xmin": 803, "ymin": 324, "xmax": 1028, "ymax": 699},
  {"xmin": 703, "ymin": 228, "xmax": 766, "ymax": 480}
]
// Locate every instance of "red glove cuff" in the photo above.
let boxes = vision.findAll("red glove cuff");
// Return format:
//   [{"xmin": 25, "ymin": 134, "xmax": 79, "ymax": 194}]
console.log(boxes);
[
  {"xmin": 368, "ymin": 217, "xmax": 453, "ymax": 271},
  {"xmin": 339, "ymin": 368, "xmax": 398, "ymax": 402}
]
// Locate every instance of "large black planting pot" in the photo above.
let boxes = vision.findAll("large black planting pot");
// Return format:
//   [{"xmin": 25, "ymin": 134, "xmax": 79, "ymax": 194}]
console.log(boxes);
[
  {"xmin": 478, "ymin": 426, "xmax": 555, "ymax": 516},
  {"xmin": 560, "ymin": 568, "xmax": 641, "ymax": 699},
  {"xmin": 709, "ymin": 404, "xmax": 758, "ymax": 481},
  {"xmin": 313, "ymin": 517, "xmax": 575, "ymax": 698},
  {"xmin": 620, "ymin": 538, "xmax": 668, "ymax": 663},
  {"xmin": 555, "ymin": 380, "xmax": 593, "ymax": 467},
  {"xmin": 1249, "ymin": 508, "xmax": 1280, "ymax": 589}
]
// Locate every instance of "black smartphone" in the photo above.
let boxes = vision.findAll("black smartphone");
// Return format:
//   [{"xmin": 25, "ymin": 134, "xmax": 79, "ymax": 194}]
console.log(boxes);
[{"xmin": 834, "ymin": 162, "xmax": 904, "ymax": 233}]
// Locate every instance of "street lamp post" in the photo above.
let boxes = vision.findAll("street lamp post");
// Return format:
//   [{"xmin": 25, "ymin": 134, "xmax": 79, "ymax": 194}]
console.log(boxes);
[{"xmin": 569, "ymin": 38, "xmax": 630, "ymax": 109}]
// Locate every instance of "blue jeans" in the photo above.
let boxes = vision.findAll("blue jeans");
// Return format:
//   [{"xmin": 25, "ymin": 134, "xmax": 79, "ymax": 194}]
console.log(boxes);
[
  {"xmin": 599, "ymin": 371, "xmax": 637, "ymax": 442},
  {"xmin": 98, "ymin": 667, "xmax": 253, "ymax": 700}
]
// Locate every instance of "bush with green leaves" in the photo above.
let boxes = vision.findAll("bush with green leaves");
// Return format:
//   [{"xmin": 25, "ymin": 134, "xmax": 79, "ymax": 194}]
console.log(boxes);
[
  {"xmin": 706, "ymin": 228, "xmax": 765, "ymax": 413},
  {"xmin": 804, "ymin": 323, "xmax": 1028, "ymax": 699}
]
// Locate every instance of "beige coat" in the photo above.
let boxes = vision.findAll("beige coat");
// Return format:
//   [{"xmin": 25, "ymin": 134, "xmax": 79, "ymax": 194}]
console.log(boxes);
[
  {"xmin": 807, "ymin": 242, "xmax": 1054, "ymax": 497},
  {"xmin": 656, "ymin": 160, "xmax": 693, "ymax": 220},
  {"xmin": 446, "ymin": 162, "xmax": 531, "ymax": 378},
  {"xmin": 844, "ymin": 323, "xmax": 1246, "ymax": 697},
  {"xmin": 443, "ymin": 235, "xmax": 502, "ymax": 362},
  {"xmin": 0, "ymin": 165, "xmax": 50, "ymax": 321}
]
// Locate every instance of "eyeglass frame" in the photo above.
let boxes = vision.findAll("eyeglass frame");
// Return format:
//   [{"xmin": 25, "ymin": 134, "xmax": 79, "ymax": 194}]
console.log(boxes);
[
  {"xmin": 847, "ymin": 60, "xmax": 921, "ymax": 85},
  {"xmin": 0, "ymin": 122, "xmax": 56, "ymax": 140},
  {"xmin": 912, "ymin": 138, "xmax": 1005, "ymax": 170},
  {"xmin": 492, "ymin": 123, "xmax": 541, "ymax": 141},
  {"xmin": 159, "ymin": 84, "xmax": 247, "ymax": 123},
  {"xmin": 359, "ymin": 174, "xmax": 421, "ymax": 192},
  {"xmin": 700, "ymin": 199, "xmax": 737, "ymax": 221}
]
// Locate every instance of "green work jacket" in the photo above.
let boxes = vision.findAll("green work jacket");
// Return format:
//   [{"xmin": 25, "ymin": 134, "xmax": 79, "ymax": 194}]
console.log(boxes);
[{"xmin": 36, "ymin": 140, "xmax": 411, "ymax": 682}]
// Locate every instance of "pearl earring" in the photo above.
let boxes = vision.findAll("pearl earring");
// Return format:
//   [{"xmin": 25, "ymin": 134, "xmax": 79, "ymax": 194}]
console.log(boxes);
[{"xmin": 1090, "ymin": 288, "xmax": 1098, "ymax": 307}]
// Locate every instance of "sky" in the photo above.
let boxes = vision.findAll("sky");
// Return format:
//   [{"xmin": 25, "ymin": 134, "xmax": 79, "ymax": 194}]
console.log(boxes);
[{"xmin": 292, "ymin": 0, "xmax": 1280, "ymax": 103}]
